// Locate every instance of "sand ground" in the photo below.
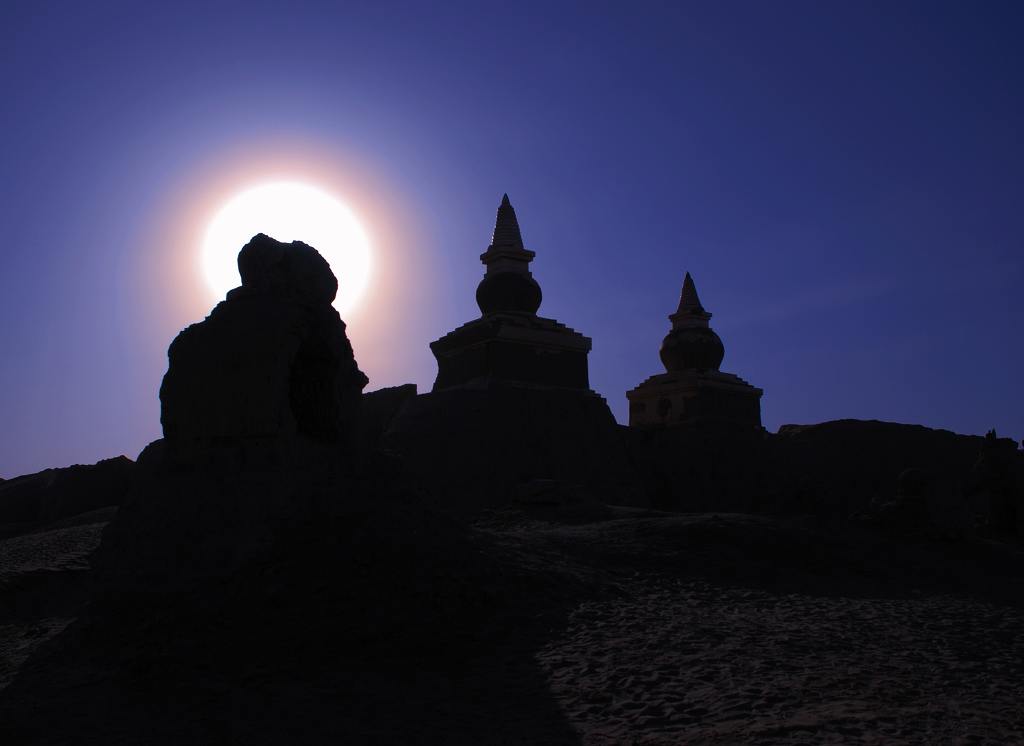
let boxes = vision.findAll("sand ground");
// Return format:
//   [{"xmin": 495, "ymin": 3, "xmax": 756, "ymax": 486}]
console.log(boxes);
[{"xmin": 2, "ymin": 505, "xmax": 1023, "ymax": 744}]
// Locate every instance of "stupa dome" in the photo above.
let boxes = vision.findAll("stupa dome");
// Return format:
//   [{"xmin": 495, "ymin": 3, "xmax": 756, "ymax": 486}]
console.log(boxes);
[{"xmin": 477, "ymin": 271, "xmax": 542, "ymax": 315}]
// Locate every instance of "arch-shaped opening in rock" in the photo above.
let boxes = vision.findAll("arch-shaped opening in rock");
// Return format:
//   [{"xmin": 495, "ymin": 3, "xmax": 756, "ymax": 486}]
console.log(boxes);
[{"xmin": 289, "ymin": 328, "xmax": 343, "ymax": 442}]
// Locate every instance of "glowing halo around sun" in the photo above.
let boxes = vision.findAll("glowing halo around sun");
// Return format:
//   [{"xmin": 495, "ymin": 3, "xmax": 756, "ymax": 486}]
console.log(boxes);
[{"xmin": 201, "ymin": 181, "xmax": 372, "ymax": 315}]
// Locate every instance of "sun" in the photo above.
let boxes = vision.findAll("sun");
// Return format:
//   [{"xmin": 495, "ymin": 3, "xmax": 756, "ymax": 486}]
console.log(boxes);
[{"xmin": 201, "ymin": 181, "xmax": 372, "ymax": 315}]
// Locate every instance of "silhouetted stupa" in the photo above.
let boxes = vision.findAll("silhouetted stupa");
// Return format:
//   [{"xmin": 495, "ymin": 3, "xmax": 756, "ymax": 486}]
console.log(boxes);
[
  {"xmin": 627, "ymin": 273, "xmax": 762, "ymax": 430},
  {"xmin": 382, "ymin": 195, "xmax": 641, "ymax": 509},
  {"xmin": 430, "ymin": 195, "xmax": 592, "ymax": 390}
]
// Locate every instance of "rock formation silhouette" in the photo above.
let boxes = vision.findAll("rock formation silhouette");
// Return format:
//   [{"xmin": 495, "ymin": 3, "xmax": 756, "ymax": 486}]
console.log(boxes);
[{"xmin": 159, "ymin": 233, "xmax": 368, "ymax": 464}]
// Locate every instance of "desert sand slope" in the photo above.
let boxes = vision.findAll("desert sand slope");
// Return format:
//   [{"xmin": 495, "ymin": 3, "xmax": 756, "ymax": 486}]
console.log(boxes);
[
  {"xmin": 0, "ymin": 507, "xmax": 116, "ymax": 692},
  {"xmin": 513, "ymin": 512, "xmax": 1024, "ymax": 744},
  {"xmin": 1, "ymin": 498, "xmax": 1023, "ymax": 744},
  {"xmin": 540, "ymin": 579, "xmax": 1024, "ymax": 744}
]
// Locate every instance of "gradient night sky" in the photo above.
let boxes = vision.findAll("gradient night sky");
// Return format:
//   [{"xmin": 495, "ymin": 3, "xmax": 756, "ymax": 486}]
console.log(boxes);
[{"xmin": 2, "ymin": 1, "xmax": 1022, "ymax": 478}]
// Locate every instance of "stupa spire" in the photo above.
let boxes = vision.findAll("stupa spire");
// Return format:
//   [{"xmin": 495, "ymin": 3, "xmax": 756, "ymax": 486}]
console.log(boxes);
[{"xmin": 491, "ymin": 193, "xmax": 524, "ymax": 250}]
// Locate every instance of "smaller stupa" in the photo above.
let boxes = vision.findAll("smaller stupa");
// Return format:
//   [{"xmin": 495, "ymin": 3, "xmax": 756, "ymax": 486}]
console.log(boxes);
[{"xmin": 626, "ymin": 273, "xmax": 762, "ymax": 430}]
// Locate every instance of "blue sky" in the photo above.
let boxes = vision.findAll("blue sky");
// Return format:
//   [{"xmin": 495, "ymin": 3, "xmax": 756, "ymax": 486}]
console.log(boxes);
[{"xmin": 2, "ymin": 1, "xmax": 1022, "ymax": 476}]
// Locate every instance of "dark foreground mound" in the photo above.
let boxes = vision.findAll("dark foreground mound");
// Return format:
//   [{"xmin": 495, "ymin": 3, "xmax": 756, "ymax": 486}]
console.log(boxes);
[
  {"xmin": 0, "ymin": 457, "xmax": 134, "ymax": 530},
  {"xmin": 4, "ymin": 487, "xmax": 1024, "ymax": 745},
  {"xmin": 0, "ymin": 451, "xmax": 588, "ymax": 745}
]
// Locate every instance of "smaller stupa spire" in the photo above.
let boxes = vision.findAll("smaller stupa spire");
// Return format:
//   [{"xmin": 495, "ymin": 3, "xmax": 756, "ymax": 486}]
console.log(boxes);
[
  {"xmin": 677, "ymin": 272, "xmax": 704, "ymax": 313},
  {"xmin": 491, "ymin": 193, "xmax": 525, "ymax": 250}
]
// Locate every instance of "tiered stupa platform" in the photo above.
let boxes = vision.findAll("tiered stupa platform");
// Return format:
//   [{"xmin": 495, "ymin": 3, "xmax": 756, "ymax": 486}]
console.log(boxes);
[{"xmin": 430, "ymin": 313, "xmax": 592, "ymax": 391}]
